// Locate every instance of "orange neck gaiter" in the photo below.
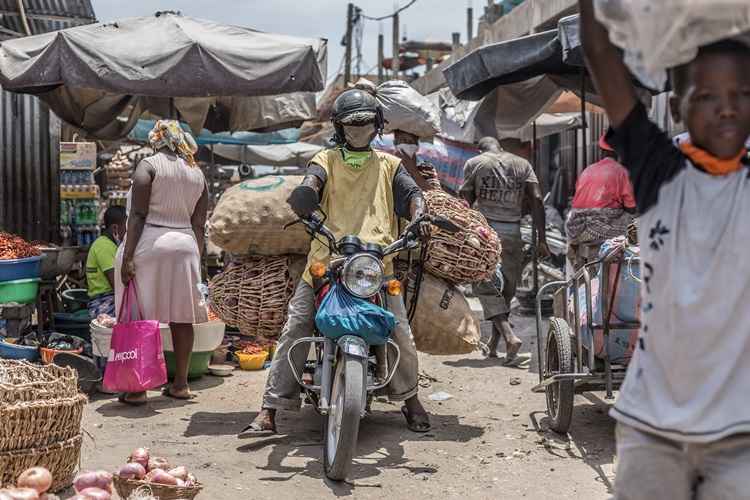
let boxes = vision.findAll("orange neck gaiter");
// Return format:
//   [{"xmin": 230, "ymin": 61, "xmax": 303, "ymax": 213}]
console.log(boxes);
[{"xmin": 679, "ymin": 142, "xmax": 746, "ymax": 176}]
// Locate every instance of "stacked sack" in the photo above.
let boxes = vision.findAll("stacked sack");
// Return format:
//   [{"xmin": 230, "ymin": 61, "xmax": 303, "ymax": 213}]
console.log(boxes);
[
  {"xmin": 401, "ymin": 190, "xmax": 501, "ymax": 356},
  {"xmin": 207, "ymin": 176, "xmax": 309, "ymax": 339}
]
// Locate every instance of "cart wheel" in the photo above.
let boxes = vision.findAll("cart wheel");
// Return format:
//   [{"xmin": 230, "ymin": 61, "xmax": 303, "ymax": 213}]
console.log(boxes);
[{"xmin": 545, "ymin": 318, "xmax": 575, "ymax": 434}]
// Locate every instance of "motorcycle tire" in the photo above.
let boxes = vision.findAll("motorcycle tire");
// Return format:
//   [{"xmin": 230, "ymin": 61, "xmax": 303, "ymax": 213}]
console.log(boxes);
[{"xmin": 324, "ymin": 355, "xmax": 366, "ymax": 481}]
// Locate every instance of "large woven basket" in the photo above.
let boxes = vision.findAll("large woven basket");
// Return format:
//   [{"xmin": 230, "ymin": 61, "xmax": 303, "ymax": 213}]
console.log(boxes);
[
  {"xmin": 209, "ymin": 256, "xmax": 304, "ymax": 339},
  {"xmin": 0, "ymin": 434, "xmax": 82, "ymax": 492},
  {"xmin": 0, "ymin": 360, "xmax": 79, "ymax": 404},
  {"xmin": 113, "ymin": 475, "xmax": 203, "ymax": 500},
  {"xmin": 0, "ymin": 393, "xmax": 87, "ymax": 452},
  {"xmin": 423, "ymin": 190, "xmax": 501, "ymax": 285}
]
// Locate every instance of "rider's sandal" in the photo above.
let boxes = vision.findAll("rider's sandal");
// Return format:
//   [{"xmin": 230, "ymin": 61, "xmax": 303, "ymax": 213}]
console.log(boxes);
[
  {"xmin": 401, "ymin": 406, "xmax": 431, "ymax": 433},
  {"xmin": 238, "ymin": 422, "xmax": 277, "ymax": 438}
]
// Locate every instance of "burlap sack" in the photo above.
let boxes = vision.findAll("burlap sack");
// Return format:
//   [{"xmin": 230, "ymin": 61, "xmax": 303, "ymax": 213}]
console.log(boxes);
[
  {"xmin": 208, "ymin": 176, "xmax": 311, "ymax": 256},
  {"xmin": 407, "ymin": 272, "xmax": 480, "ymax": 355},
  {"xmin": 423, "ymin": 190, "xmax": 501, "ymax": 285},
  {"xmin": 208, "ymin": 255, "xmax": 306, "ymax": 339}
]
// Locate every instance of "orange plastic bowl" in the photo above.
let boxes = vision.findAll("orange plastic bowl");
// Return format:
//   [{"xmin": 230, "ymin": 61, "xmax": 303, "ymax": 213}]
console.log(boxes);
[{"xmin": 40, "ymin": 346, "xmax": 83, "ymax": 365}]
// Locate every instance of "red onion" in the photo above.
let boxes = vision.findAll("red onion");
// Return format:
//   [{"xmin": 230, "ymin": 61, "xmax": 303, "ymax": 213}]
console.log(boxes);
[
  {"xmin": 117, "ymin": 463, "xmax": 146, "ymax": 480},
  {"xmin": 73, "ymin": 471, "xmax": 112, "ymax": 494},
  {"xmin": 147, "ymin": 470, "xmax": 178, "ymax": 486},
  {"xmin": 166, "ymin": 466, "xmax": 188, "ymax": 481},
  {"xmin": 77, "ymin": 488, "xmax": 110, "ymax": 500},
  {"xmin": 147, "ymin": 457, "xmax": 170, "ymax": 472},
  {"xmin": 128, "ymin": 448, "xmax": 150, "ymax": 469},
  {"xmin": 16, "ymin": 468, "xmax": 52, "ymax": 494}
]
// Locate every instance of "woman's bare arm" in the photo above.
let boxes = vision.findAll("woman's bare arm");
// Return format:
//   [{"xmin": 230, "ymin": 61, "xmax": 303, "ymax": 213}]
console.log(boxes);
[
  {"xmin": 121, "ymin": 161, "xmax": 154, "ymax": 284},
  {"xmin": 191, "ymin": 182, "xmax": 209, "ymax": 258}
]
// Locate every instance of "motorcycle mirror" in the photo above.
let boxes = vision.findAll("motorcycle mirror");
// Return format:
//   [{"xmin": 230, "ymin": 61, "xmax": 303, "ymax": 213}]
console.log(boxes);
[
  {"xmin": 287, "ymin": 185, "xmax": 319, "ymax": 216},
  {"xmin": 432, "ymin": 216, "xmax": 461, "ymax": 234}
]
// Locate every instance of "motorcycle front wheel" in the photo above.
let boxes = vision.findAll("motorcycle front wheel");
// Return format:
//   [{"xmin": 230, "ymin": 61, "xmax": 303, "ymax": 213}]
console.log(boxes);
[{"xmin": 324, "ymin": 354, "xmax": 366, "ymax": 481}]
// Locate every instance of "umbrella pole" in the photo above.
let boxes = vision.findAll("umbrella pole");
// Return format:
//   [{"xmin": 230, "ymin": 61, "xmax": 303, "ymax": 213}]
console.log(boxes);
[
  {"xmin": 581, "ymin": 70, "xmax": 588, "ymax": 170},
  {"xmin": 532, "ymin": 121, "xmax": 539, "ymax": 297}
]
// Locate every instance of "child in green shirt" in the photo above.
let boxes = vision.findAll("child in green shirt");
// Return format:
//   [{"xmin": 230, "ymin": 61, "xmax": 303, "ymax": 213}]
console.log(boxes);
[{"xmin": 86, "ymin": 206, "xmax": 127, "ymax": 319}]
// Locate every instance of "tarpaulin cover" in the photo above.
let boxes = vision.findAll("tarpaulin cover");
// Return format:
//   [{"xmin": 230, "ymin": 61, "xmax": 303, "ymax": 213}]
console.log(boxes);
[
  {"xmin": 212, "ymin": 142, "xmax": 323, "ymax": 168},
  {"xmin": 129, "ymin": 120, "xmax": 301, "ymax": 146},
  {"xmin": 0, "ymin": 12, "xmax": 326, "ymax": 138},
  {"xmin": 594, "ymin": 0, "xmax": 750, "ymax": 90},
  {"xmin": 444, "ymin": 15, "xmax": 585, "ymax": 101},
  {"xmin": 427, "ymin": 81, "xmax": 582, "ymax": 144}
]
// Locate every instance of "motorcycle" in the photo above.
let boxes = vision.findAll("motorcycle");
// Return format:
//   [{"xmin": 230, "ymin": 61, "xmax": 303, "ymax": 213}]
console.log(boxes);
[{"xmin": 285, "ymin": 210, "xmax": 459, "ymax": 481}]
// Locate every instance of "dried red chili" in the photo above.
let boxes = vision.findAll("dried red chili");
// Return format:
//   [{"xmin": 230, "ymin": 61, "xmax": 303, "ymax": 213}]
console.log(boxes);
[{"xmin": 0, "ymin": 232, "xmax": 42, "ymax": 260}]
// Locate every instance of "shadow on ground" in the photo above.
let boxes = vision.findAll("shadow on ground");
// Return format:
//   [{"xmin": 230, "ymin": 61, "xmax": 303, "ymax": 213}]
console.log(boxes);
[{"xmin": 208, "ymin": 405, "xmax": 486, "ymax": 497}]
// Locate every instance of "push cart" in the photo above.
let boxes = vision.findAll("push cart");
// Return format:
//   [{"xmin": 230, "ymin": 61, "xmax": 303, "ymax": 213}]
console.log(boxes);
[{"xmin": 531, "ymin": 242, "xmax": 641, "ymax": 433}]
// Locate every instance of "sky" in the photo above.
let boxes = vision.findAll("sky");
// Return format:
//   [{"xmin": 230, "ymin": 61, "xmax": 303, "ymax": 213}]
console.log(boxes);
[{"xmin": 91, "ymin": 0, "xmax": 475, "ymax": 85}]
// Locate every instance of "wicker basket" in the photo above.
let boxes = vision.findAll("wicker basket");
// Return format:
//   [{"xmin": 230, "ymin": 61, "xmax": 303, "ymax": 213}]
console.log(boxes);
[
  {"xmin": 209, "ymin": 256, "xmax": 304, "ymax": 339},
  {"xmin": 113, "ymin": 475, "xmax": 203, "ymax": 500},
  {"xmin": 0, "ymin": 434, "xmax": 82, "ymax": 492},
  {"xmin": 422, "ymin": 190, "xmax": 501, "ymax": 285},
  {"xmin": 0, "ymin": 393, "xmax": 87, "ymax": 452},
  {"xmin": 0, "ymin": 360, "xmax": 79, "ymax": 404}
]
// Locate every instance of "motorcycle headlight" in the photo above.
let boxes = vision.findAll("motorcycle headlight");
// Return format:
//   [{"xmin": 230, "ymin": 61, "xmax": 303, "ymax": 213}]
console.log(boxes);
[{"xmin": 342, "ymin": 254, "xmax": 384, "ymax": 298}]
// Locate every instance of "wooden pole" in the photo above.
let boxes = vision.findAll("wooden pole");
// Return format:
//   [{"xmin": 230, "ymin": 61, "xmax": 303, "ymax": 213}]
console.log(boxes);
[
  {"xmin": 532, "ymin": 121, "xmax": 539, "ymax": 296},
  {"xmin": 392, "ymin": 12, "xmax": 400, "ymax": 79},
  {"xmin": 378, "ymin": 33, "xmax": 385, "ymax": 84},
  {"xmin": 467, "ymin": 6, "xmax": 474, "ymax": 42},
  {"xmin": 344, "ymin": 3, "xmax": 354, "ymax": 85}
]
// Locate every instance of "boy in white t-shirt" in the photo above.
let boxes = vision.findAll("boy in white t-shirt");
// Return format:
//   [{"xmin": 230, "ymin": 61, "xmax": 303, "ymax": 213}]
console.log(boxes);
[{"xmin": 580, "ymin": 1, "xmax": 750, "ymax": 498}]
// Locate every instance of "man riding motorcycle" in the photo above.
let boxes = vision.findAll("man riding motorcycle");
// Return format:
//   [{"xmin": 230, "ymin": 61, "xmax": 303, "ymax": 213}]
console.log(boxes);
[{"xmin": 242, "ymin": 89, "xmax": 431, "ymax": 436}]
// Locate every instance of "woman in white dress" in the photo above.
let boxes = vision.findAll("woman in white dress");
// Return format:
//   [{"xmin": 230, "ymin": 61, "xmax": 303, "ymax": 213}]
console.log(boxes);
[{"xmin": 116, "ymin": 120, "xmax": 208, "ymax": 405}]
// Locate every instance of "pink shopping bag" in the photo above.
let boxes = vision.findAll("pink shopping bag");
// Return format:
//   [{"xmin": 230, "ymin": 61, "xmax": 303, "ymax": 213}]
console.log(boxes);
[{"xmin": 103, "ymin": 281, "xmax": 166, "ymax": 393}]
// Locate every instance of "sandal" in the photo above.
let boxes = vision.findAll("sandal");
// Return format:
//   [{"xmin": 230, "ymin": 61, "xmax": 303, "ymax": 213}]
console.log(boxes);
[
  {"xmin": 401, "ymin": 406, "xmax": 431, "ymax": 433},
  {"xmin": 162, "ymin": 386, "xmax": 194, "ymax": 400},
  {"xmin": 238, "ymin": 421, "xmax": 277, "ymax": 438}
]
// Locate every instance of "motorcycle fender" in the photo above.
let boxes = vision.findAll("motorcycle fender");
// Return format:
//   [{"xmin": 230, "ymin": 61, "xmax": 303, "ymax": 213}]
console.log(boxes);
[{"xmin": 337, "ymin": 335, "xmax": 369, "ymax": 360}]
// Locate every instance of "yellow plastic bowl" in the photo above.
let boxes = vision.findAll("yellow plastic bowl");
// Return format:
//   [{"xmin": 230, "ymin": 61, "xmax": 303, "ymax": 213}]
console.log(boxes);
[{"xmin": 237, "ymin": 351, "xmax": 268, "ymax": 371}]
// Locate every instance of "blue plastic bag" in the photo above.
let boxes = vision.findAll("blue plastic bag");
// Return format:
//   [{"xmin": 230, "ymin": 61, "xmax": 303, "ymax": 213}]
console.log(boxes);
[{"xmin": 315, "ymin": 284, "xmax": 395, "ymax": 346}]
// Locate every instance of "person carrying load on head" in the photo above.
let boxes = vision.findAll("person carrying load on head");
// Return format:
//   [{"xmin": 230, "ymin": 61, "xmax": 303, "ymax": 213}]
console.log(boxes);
[
  {"xmin": 459, "ymin": 137, "xmax": 549, "ymax": 364},
  {"xmin": 242, "ymin": 88, "xmax": 432, "ymax": 437},
  {"xmin": 565, "ymin": 134, "xmax": 638, "ymax": 273}
]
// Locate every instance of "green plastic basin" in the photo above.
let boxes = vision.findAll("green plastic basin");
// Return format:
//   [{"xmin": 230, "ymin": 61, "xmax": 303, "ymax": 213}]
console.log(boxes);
[
  {"xmin": 0, "ymin": 278, "xmax": 40, "ymax": 305},
  {"xmin": 164, "ymin": 351, "xmax": 212, "ymax": 380}
]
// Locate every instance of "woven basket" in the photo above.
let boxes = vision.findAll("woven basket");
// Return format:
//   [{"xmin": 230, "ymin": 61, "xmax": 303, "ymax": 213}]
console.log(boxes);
[
  {"xmin": 0, "ymin": 360, "xmax": 79, "ymax": 404},
  {"xmin": 209, "ymin": 256, "xmax": 304, "ymax": 339},
  {"xmin": 0, "ymin": 434, "xmax": 82, "ymax": 493},
  {"xmin": 0, "ymin": 393, "xmax": 87, "ymax": 452},
  {"xmin": 422, "ymin": 190, "xmax": 501, "ymax": 285},
  {"xmin": 113, "ymin": 476, "xmax": 203, "ymax": 500}
]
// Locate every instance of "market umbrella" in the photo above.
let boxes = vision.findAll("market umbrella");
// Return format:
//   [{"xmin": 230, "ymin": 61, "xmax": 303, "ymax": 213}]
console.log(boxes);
[{"xmin": 0, "ymin": 11, "xmax": 327, "ymax": 138}]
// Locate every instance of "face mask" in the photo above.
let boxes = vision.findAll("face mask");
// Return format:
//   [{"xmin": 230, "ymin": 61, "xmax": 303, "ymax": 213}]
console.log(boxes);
[
  {"xmin": 343, "ymin": 124, "xmax": 376, "ymax": 149},
  {"xmin": 399, "ymin": 144, "xmax": 419, "ymax": 157}
]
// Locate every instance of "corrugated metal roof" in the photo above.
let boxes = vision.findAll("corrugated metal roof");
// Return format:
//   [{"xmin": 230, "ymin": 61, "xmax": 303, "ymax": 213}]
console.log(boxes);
[
  {"xmin": 0, "ymin": 0, "xmax": 95, "ymax": 241},
  {"xmin": 0, "ymin": 0, "xmax": 95, "ymax": 39}
]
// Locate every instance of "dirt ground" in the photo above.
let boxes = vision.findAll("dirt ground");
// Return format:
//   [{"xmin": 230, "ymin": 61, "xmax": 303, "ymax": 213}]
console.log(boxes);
[{"xmin": 79, "ymin": 313, "xmax": 617, "ymax": 500}]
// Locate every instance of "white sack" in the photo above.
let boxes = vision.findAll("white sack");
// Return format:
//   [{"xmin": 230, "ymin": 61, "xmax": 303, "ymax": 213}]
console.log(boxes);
[{"xmin": 377, "ymin": 80, "xmax": 441, "ymax": 138}]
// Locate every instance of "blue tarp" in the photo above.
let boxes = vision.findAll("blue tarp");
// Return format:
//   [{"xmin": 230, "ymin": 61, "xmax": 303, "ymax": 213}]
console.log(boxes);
[{"xmin": 128, "ymin": 120, "xmax": 301, "ymax": 146}]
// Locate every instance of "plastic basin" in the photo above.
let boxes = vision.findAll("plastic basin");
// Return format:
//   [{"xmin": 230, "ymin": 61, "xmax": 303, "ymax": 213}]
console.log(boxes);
[
  {"xmin": 0, "ymin": 278, "xmax": 40, "ymax": 305},
  {"xmin": 0, "ymin": 256, "xmax": 42, "ymax": 282},
  {"xmin": 160, "ymin": 321, "xmax": 226, "ymax": 352},
  {"xmin": 165, "ymin": 351, "xmax": 212, "ymax": 380},
  {"xmin": 61, "ymin": 289, "xmax": 88, "ymax": 312},
  {"xmin": 237, "ymin": 351, "xmax": 268, "ymax": 371},
  {"xmin": 0, "ymin": 340, "xmax": 39, "ymax": 361}
]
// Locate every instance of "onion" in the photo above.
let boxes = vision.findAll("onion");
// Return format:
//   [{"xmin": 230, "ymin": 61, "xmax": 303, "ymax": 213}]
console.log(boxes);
[
  {"xmin": 73, "ymin": 471, "xmax": 113, "ymax": 494},
  {"xmin": 166, "ymin": 466, "xmax": 187, "ymax": 481},
  {"xmin": 147, "ymin": 457, "xmax": 170, "ymax": 472},
  {"xmin": 0, "ymin": 489, "xmax": 39, "ymax": 500},
  {"xmin": 16, "ymin": 468, "xmax": 52, "ymax": 495},
  {"xmin": 147, "ymin": 470, "xmax": 178, "ymax": 486},
  {"xmin": 117, "ymin": 463, "xmax": 146, "ymax": 480},
  {"xmin": 77, "ymin": 488, "xmax": 111, "ymax": 500},
  {"xmin": 128, "ymin": 448, "xmax": 150, "ymax": 469},
  {"xmin": 39, "ymin": 495, "xmax": 60, "ymax": 500}
]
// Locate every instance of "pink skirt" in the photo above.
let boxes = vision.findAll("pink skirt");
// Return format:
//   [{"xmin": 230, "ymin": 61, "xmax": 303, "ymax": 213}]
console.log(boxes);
[{"xmin": 115, "ymin": 225, "xmax": 207, "ymax": 324}]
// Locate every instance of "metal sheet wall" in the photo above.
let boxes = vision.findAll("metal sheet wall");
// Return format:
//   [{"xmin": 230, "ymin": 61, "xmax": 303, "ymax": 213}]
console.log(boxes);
[{"xmin": 0, "ymin": 89, "xmax": 61, "ymax": 242}]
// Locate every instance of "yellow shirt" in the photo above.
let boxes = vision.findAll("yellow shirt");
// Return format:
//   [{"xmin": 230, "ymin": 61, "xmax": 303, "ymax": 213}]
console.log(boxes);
[{"xmin": 303, "ymin": 148, "xmax": 402, "ymax": 285}]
